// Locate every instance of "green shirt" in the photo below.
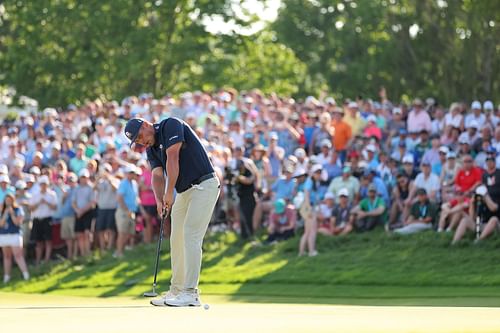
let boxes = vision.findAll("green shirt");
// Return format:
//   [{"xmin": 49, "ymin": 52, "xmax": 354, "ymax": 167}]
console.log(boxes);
[
  {"xmin": 410, "ymin": 200, "xmax": 437, "ymax": 224},
  {"xmin": 359, "ymin": 197, "xmax": 385, "ymax": 212}
]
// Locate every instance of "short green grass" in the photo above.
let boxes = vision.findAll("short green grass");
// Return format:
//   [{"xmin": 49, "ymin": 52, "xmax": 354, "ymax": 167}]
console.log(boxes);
[{"xmin": 2, "ymin": 229, "xmax": 500, "ymax": 306}]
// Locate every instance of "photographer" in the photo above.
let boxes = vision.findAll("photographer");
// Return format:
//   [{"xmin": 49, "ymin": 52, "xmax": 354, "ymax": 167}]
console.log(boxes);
[
  {"xmin": 452, "ymin": 155, "xmax": 500, "ymax": 244},
  {"xmin": 232, "ymin": 147, "xmax": 258, "ymax": 240}
]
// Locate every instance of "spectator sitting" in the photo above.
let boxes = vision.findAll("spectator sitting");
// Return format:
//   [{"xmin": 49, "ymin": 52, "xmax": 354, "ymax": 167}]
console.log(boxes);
[
  {"xmin": 388, "ymin": 173, "xmax": 412, "ymax": 229},
  {"xmin": 394, "ymin": 188, "xmax": 437, "ymax": 235},
  {"xmin": 317, "ymin": 192, "xmax": 336, "ymax": 233},
  {"xmin": 352, "ymin": 184, "xmax": 386, "ymax": 232},
  {"xmin": 409, "ymin": 161, "xmax": 441, "ymax": 203},
  {"xmin": 452, "ymin": 155, "xmax": 500, "ymax": 244},
  {"xmin": 265, "ymin": 199, "xmax": 296, "ymax": 244},
  {"xmin": 318, "ymin": 188, "xmax": 354, "ymax": 236},
  {"xmin": 327, "ymin": 166, "xmax": 360, "ymax": 205}
]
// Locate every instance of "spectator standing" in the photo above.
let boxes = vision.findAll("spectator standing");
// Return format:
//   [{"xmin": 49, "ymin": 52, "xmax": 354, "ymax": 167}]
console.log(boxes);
[
  {"xmin": 59, "ymin": 173, "xmax": 78, "ymax": 259},
  {"xmin": 69, "ymin": 144, "xmax": 89, "ymax": 175},
  {"xmin": 115, "ymin": 166, "xmax": 140, "ymax": 258},
  {"xmin": 0, "ymin": 193, "xmax": 29, "ymax": 283},
  {"xmin": 331, "ymin": 107, "xmax": 352, "ymax": 162},
  {"xmin": 95, "ymin": 164, "xmax": 119, "ymax": 250},
  {"xmin": 29, "ymin": 175, "xmax": 57, "ymax": 265},
  {"xmin": 72, "ymin": 169, "xmax": 95, "ymax": 257},
  {"xmin": 407, "ymin": 98, "xmax": 432, "ymax": 133},
  {"xmin": 14, "ymin": 180, "xmax": 31, "ymax": 256}
]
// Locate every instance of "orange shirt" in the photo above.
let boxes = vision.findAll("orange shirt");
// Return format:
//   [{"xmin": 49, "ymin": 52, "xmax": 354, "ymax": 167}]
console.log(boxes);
[{"xmin": 332, "ymin": 119, "xmax": 352, "ymax": 151}]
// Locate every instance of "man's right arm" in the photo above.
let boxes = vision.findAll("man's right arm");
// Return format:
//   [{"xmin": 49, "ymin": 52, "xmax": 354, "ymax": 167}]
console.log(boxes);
[{"xmin": 151, "ymin": 167, "xmax": 166, "ymax": 215}]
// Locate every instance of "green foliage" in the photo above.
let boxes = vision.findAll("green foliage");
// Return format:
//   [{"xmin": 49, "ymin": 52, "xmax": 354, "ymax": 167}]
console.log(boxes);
[{"xmin": 272, "ymin": 0, "xmax": 500, "ymax": 103}]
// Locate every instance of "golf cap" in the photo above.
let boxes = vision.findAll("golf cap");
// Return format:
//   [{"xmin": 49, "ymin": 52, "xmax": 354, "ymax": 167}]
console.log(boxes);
[
  {"xmin": 467, "ymin": 120, "xmax": 479, "ymax": 129},
  {"xmin": 367, "ymin": 115, "xmax": 377, "ymax": 123},
  {"xmin": 446, "ymin": 151, "xmax": 457, "ymax": 159},
  {"xmin": 338, "ymin": 188, "xmax": 349, "ymax": 197},
  {"xmin": 124, "ymin": 118, "xmax": 145, "ymax": 147},
  {"xmin": 67, "ymin": 173, "xmax": 78, "ymax": 182},
  {"xmin": 402, "ymin": 155, "xmax": 414, "ymax": 164},
  {"xmin": 459, "ymin": 136, "xmax": 470, "ymax": 145},
  {"xmin": 416, "ymin": 188, "xmax": 427, "ymax": 196},
  {"xmin": 79, "ymin": 169, "xmax": 90, "ymax": 178},
  {"xmin": 421, "ymin": 160, "xmax": 431, "ymax": 166},
  {"xmin": 292, "ymin": 167, "xmax": 307, "ymax": 178},
  {"xmin": 342, "ymin": 166, "xmax": 351, "ymax": 174},
  {"xmin": 30, "ymin": 166, "xmax": 41, "ymax": 175},
  {"xmin": 439, "ymin": 146, "xmax": 450, "ymax": 154},
  {"xmin": 321, "ymin": 139, "xmax": 332, "ymax": 148},
  {"xmin": 325, "ymin": 97, "xmax": 336, "ymax": 105},
  {"xmin": 366, "ymin": 144, "xmax": 377, "ymax": 153},
  {"xmin": 368, "ymin": 184, "xmax": 377, "ymax": 192},
  {"xmin": 294, "ymin": 148, "xmax": 306, "ymax": 159},
  {"xmin": 311, "ymin": 164, "xmax": 323, "ymax": 173},
  {"xmin": 348, "ymin": 101, "xmax": 358, "ymax": 108},
  {"xmin": 392, "ymin": 107, "xmax": 402, "ymax": 115},
  {"xmin": 325, "ymin": 192, "xmax": 335, "ymax": 200},
  {"xmin": 274, "ymin": 199, "xmax": 286, "ymax": 214},
  {"xmin": 15, "ymin": 180, "xmax": 27, "ymax": 190},
  {"xmin": 471, "ymin": 101, "xmax": 481, "ymax": 109},
  {"xmin": 483, "ymin": 100, "xmax": 494, "ymax": 110},
  {"xmin": 269, "ymin": 132, "xmax": 278, "ymax": 140},
  {"xmin": 0, "ymin": 175, "xmax": 10, "ymax": 183},
  {"xmin": 38, "ymin": 175, "xmax": 50, "ymax": 185}
]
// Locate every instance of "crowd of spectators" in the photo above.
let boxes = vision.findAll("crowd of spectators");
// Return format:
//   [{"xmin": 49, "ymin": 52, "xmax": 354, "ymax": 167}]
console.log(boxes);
[{"xmin": 1, "ymin": 89, "xmax": 499, "ymax": 282}]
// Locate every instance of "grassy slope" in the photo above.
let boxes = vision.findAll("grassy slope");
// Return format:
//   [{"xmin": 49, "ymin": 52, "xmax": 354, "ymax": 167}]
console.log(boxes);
[{"xmin": 2, "ymin": 229, "xmax": 500, "ymax": 306}]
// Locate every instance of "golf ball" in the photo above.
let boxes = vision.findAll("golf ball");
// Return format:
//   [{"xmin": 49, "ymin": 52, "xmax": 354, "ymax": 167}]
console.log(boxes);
[{"xmin": 204, "ymin": 304, "xmax": 209, "ymax": 310}]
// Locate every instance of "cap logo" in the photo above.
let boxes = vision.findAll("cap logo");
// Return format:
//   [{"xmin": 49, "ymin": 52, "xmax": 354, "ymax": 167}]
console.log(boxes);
[{"xmin": 126, "ymin": 131, "xmax": 132, "ymax": 139}]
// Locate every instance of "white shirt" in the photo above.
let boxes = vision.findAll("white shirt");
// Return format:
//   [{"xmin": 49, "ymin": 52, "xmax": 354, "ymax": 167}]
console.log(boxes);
[
  {"xmin": 444, "ymin": 113, "xmax": 463, "ymax": 128},
  {"xmin": 29, "ymin": 189, "xmax": 57, "ymax": 219},
  {"xmin": 414, "ymin": 173, "xmax": 441, "ymax": 198},
  {"xmin": 464, "ymin": 113, "xmax": 486, "ymax": 129}
]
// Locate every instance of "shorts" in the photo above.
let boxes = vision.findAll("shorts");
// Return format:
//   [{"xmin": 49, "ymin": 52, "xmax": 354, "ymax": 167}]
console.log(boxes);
[
  {"xmin": 115, "ymin": 208, "xmax": 136, "ymax": 235},
  {"xmin": 95, "ymin": 208, "xmax": 117, "ymax": 232},
  {"xmin": 32, "ymin": 217, "xmax": 52, "ymax": 242},
  {"xmin": 142, "ymin": 205, "xmax": 157, "ymax": 218},
  {"xmin": 75, "ymin": 210, "xmax": 93, "ymax": 233},
  {"xmin": 0, "ymin": 234, "xmax": 23, "ymax": 247},
  {"xmin": 60, "ymin": 216, "xmax": 76, "ymax": 240}
]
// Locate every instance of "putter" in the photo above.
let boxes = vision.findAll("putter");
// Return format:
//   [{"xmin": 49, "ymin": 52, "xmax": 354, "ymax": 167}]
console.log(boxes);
[
  {"xmin": 144, "ymin": 206, "xmax": 170, "ymax": 297},
  {"xmin": 475, "ymin": 195, "xmax": 481, "ymax": 240}
]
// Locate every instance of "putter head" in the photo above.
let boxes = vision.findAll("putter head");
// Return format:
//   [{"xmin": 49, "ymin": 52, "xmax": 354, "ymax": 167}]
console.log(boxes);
[{"xmin": 143, "ymin": 291, "xmax": 158, "ymax": 297}]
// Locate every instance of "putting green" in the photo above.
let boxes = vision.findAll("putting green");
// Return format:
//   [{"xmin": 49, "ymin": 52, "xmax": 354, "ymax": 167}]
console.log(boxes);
[{"xmin": 1, "ymin": 292, "xmax": 499, "ymax": 333}]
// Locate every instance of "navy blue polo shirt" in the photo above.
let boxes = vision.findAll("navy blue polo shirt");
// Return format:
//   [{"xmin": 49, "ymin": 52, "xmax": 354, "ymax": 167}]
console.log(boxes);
[{"xmin": 146, "ymin": 117, "xmax": 214, "ymax": 193}]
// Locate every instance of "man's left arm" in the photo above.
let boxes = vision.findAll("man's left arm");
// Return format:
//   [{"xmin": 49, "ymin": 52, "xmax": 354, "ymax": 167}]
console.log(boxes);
[{"xmin": 163, "ymin": 142, "xmax": 182, "ymax": 209}]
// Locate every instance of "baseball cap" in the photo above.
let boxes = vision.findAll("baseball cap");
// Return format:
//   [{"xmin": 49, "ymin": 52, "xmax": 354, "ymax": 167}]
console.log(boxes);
[
  {"xmin": 15, "ymin": 180, "xmax": 27, "ymax": 190},
  {"xmin": 367, "ymin": 184, "xmax": 377, "ymax": 192},
  {"xmin": 399, "ymin": 128, "xmax": 408, "ymax": 136},
  {"xmin": 124, "ymin": 118, "xmax": 145, "ymax": 147},
  {"xmin": 366, "ymin": 144, "xmax": 377, "ymax": 153},
  {"xmin": 476, "ymin": 185, "xmax": 488, "ymax": 196},
  {"xmin": 402, "ymin": 154, "xmax": 414, "ymax": 164},
  {"xmin": 439, "ymin": 146, "xmax": 450, "ymax": 154},
  {"xmin": 421, "ymin": 160, "xmax": 431, "ymax": 166},
  {"xmin": 269, "ymin": 132, "xmax": 278, "ymax": 140},
  {"xmin": 342, "ymin": 166, "xmax": 351, "ymax": 174},
  {"xmin": 274, "ymin": 199, "xmax": 286, "ymax": 214},
  {"xmin": 67, "ymin": 173, "xmax": 78, "ymax": 182},
  {"xmin": 367, "ymin": 115, "xmax": 377, "ymax": 123},
  {"xmin": 338, "ymin": 188, "xmax": 349, "ymax": 197},
  {"xmin": 311, "ymin": 164, "xmax": 323, "ymax": 173},
  {"xmin": 416, "ymin": 188, "xmax": 427, "ymax": 196},
  {"xmin": 471, "ymin": 101, "xmax": 481, "ymax": 109},
  {"xmin": 30, "ymin": 166, "xmax": 41, "ymax": 175},
  {"xmin": 0, "ymin": 175, "xmax": 10, "ymax": 183},
  {"xmin": 38, "ymin": 175, "xmax": 49, "ymax": 185},
  {"xmin": 294, "ymin": 148, "xmax": 306, "ymax": 159},
  {"xmin": 466, "ymin": 120, "xmax": 479, "ymax": 129},
  {"xmin": 321, "ymin": 139, "xmax": 332, "ymax": 148},
  {"xmin": 325, "ymin": 97, "xmax": 336, "ymax": 105},
  {"xmin": 348, "ymin": 101, "xmax": 358, "ymax": 109},
  {"xmin": 324, "ymin": 192, "xmax": 335, "ymax": 200},
  {"xmin": 292, "ymin": 167, "xmax": 307, "ymax": 178},
  {"xmin": 459, "ymin": 136, "xmax": 470, "ymax": 145},
  {"xmin": 483, "ymin": 100, "xmax": 494, "ymax": 110},
  {"xmin": 392, "ymin": 107, "xmax": 402, "ymax": 115},
  {"xmin": 79, "ymin": 168, "xmax": 90, "ymax": 178},
  {"xmin": 446, "ymin": 151, "xmax": 457, "ymax": 159}
]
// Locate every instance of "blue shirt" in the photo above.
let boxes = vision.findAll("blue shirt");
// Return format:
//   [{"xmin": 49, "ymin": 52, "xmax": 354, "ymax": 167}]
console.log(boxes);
[
  {"xmin": 304, "ymin": 177, "xmax": 323, "ymax": 206},
  {"xmin": 0, "ymin": 207, "xmax": 24, "ymax": 235},
  {"xmin": 271, "ymin": 178, "xmax": 296, "ymax": 201},
  {"xmin": 118, "ymin": 179, "xmax": 139, "ymax": 212},
  {"xmin": 147, "ymin": 117, "xmax": 214, "ymax": 193},
  {"xmin": 59, "ymin": 187, "xmax": 76, "ymax": 218}
]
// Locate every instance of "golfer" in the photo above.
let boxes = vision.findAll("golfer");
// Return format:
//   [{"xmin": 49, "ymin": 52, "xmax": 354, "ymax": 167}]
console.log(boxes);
[{"xmin": 124, "ymin": 117, "xmax": 220, "ymax": 307}]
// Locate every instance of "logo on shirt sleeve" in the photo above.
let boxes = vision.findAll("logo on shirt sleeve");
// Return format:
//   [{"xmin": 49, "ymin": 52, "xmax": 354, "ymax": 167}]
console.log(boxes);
[{"xmin": 169, "ymin": 135, "xmax": 178, "ymax": 141}]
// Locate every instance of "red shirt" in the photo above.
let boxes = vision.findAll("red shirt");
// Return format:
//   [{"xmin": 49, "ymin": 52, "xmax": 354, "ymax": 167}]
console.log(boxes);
[{"xmin": 455, "ymin": 167, "xmax": 483, "ymax": 193}]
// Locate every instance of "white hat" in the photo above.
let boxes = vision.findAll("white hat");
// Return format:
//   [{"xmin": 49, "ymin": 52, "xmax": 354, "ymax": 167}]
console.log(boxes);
[
  {"xmin": 338, "ymin": 188, "xmax": 349, "ymax": 197},
  {"xmin": 38, "ymin": 175, "xmax": 49, "ymax": 184},
  {"xmin": 446, "ymin": 151, "xmax": 457, "ymax": 159},
  {"xmin": 483, "ymin": 100, "xmax": 494, "ymax": 110},
  {"xmin": 402, "ymin": 154, "xmax": 414, "ymax": 164},
  {"xmin": 44, "ymin": 107, "xmax": 58, "ymax": 117},
  {"xmin": 292, "ymin": 167, "xmax": 307, "ymax": 178},
  {"xmin": 348, "ymin": 101, "xmax": 358, "ymax": 109},
  {"xmin": 269, "ymin": 132, "xmax": 278, "ymax": 140},
  {"xmin": 321, "ymin": 139, "xmax": 332, "ymax": 148},
  {"xmin": 13, "ymin": 159, "xmax": 24, "ymax": 168},
  {"xmin": 467, "ymin": 120, "xmax": 479, "ymax": 129},
  {"xmin": 244, "ymin": 96, "xmax": 254, "ymax": 104},
  {"xmin": 311, "ymin": 164, "xmax": 323, "ymax": 173},
  {"xmin": 366, "ymin": 144, "xmax": 377, "ymax": 153},
  {"xmin": 324, "ymin": 192, "xmax": 335, "ymax": 200},
  {"xmin": 79, "ymin": 168, "xmax": 90, "ymax": 178},
  {"xmin": 294, "ymin": 148, "xmax": 306, "ymax": 159},
  {"xmin": 367, "ymin": 115, "xmax": 377, "ymax": 123},
  {"xmin": 325, "ymin": 97, "xmax": 336, "ymax": 105},
  {"xmin": 51, "ymin": 142, "xmax": 61, "ymax": 150},
  {"xmin": 0, "ymin": 164, "xmax": 7, "ymax": 175},
  {"xmin": 476, "ymin": 185, "xmax": 488, "ymax": 196},
  {"xmin": 459, "ymin": 136, "xmax": 470, "ymax": 145},
  {"xmin": 30, "ymin": 166, "xmax": 41, "ymax": 175},
  {"xmin": 439, "ymin": 146, "xmax": 449, "ymax": 154},
  {"xmin": 0, "ymin": 175, "xmax": 10, "ymax": 183},
  {"xmin": 392, "ymin": 107, "xmax": 402, "ymax": 115},
  {"xmin": 24, "ymin": 174, "xmax": 35, "ymax": 183},
  {"xmin": 471, "ymin": 101, "xmax": 481, "ymax": 109},
  {"xmin": 305, "ymin": 96, "xmax": 319, "ymax": 106},
  {"xmin": 15, "ymin": 180, "xmax": 27, "ymax": 190}
]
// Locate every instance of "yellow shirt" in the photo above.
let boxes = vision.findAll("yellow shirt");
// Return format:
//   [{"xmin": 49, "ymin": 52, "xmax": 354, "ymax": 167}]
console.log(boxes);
[{"xmin": 344, "ymin": 113, "xmax": 366, "ymax": 136}]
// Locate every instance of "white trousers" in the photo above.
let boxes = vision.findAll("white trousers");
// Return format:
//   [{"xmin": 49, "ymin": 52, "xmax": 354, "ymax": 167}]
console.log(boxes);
[
  {"xmin": 170, "ymin": 177, "xmax": 220, "ymax": 292},
  {"xmin": 394, "ymin": 222, "xmax": 432, "ymax": 235}
]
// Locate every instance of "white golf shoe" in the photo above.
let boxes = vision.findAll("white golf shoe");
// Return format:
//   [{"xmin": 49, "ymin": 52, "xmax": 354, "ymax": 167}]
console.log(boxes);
[
  {"xmin": 164, "ymin": 291, "xmax": 201, "ymax": 307},
  {"xmin": 150, "ymin": 289, "xmax": 179, "ymax": 307}
]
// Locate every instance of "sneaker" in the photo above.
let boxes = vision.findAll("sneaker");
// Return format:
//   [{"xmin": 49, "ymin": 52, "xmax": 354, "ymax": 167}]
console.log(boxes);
[
  {"xmin": 3, "ymin": 275, "xmax": 10, "ymax": 284},
  {"xmin": 164, "ymin": 291, "xmax": 201, "ymax": 307},
  {"xmin": 308, "ymin": 250, "xmax": 318, "ymax": 257},
  {"xmin": 22, "ymin": 272, "xmax": 30, "ymax": 281},
  {"xmin": 150, "ymin": 289, "xmax": 179, "ymax": 307},
  {"xmin": 112, "ymin": 252, "xmax": 123, "ymax": 259}
]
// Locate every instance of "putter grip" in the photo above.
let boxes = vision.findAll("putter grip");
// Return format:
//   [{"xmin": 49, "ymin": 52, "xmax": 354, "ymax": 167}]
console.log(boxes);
[{"xmin": 162, "ymin": 206, "xmax": 170, "ymax": 220}]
